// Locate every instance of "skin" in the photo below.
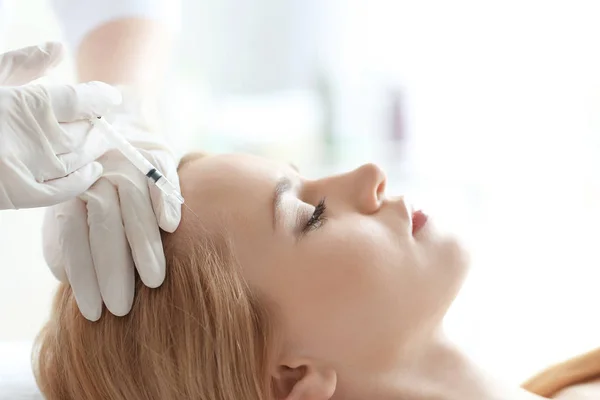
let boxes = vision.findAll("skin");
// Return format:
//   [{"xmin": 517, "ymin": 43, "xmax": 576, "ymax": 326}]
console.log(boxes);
[
  {"xmin": 177, "ymin": 153, "xmax": 553, "ymax": 400},
  {"xmin": 76, "ymin": 18, "xmax": 173, "ymax": 93}
]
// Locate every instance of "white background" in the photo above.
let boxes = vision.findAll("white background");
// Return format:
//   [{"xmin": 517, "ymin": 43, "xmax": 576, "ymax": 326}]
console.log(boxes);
[{"xmin": 1, "ymin": 0, "xmax": 600, "ymax": 386}]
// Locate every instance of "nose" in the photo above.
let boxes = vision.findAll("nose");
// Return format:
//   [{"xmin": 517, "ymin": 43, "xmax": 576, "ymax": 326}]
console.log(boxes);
[{"xmin": 350, "ymin": 163, "xmax": 387, "ymax": 214}]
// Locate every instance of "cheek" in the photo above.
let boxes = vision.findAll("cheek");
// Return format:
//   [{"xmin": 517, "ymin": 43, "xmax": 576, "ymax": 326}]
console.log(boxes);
[
  {"xmin": 281, "ymin": 222, "xmax": 414, "ymax": 335},
  {"xmin": 303, "ymin": 220, "xmax": 399, "ymax": 292}
]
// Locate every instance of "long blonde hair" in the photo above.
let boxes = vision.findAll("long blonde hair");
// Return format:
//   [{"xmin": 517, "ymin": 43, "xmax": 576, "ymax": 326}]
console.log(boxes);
[{"xmin": 34, "ymin": 157, "xmax": 275, "ymax": 399}]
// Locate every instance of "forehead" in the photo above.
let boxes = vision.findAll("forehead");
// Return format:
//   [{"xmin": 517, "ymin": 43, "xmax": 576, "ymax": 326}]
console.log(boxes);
[
  {"xmin": 179, "ymin": 153, "xmax": 284, "ymax": 199},
  {"xmin": 176, "ymin": 153, "xmax": 288, "ymax": 239}
]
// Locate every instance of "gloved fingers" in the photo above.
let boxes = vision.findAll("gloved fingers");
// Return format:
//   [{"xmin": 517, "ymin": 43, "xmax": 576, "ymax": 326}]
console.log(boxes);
[
  {"xmin": 38, "ymin": 162, "xmax": 103, "ymax": 205},
  {"xmin": 0, "ymin": 42, "xmax": 65, "ymax": 86},
  {"xmin": 143, "ymin": 149, "xmax": 182, "ymax": 233},
  {"xmin": 46, "ymin": 81, "xmax": 122, "ymax": 123},
  {"xmin": 149, "ymin": 185, "xmax": 183, "ymax": 232},
  {"xmin": 42, "ymin": 206, "xmax": 68, "ymax": 283},
  {"xmin": 55, "ymin": 121, "xmax": 111, "ymax": 174},
  {"xmin": 53, "ymin": 118, "xmax": 109, "ymax": 153},
  {"xmin": 43, "ymin": 199, "xmax": 104, "ymax": 321},
  {"xmin": 118, "ymin": 181, "xmax": 166, "ymax": 289},
  {"xmin": 82, "ymin": 179, "xmax": 135, "ymax": 317}
]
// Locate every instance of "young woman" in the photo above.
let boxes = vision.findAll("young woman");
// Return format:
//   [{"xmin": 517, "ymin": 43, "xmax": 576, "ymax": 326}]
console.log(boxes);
[{"xmin": 34, "ymin": 152, "xmax": 600, "ymax": 399}]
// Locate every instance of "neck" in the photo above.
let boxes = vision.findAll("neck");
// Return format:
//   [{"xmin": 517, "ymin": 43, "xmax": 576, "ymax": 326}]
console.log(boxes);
[{"xmin": 334, "ymin": 330, "xmax": 547, "ymax": 400}]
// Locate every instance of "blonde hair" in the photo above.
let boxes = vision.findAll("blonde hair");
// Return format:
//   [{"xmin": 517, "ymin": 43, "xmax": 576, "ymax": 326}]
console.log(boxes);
[{"xmin": 34, "ymin": 155, "xmax": 276, "ymax": 399}]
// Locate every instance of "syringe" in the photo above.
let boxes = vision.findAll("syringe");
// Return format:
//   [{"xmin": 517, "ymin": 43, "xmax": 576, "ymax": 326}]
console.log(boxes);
[{"xmin": 92, "ymin": 117, "xmax": 185, "ymax": 205}]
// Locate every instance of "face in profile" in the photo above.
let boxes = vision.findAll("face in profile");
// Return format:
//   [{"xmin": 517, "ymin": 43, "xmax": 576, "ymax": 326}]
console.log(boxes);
[{"xmin": 178, "ymin": 153, "xmax": 470, "ymax": 373}]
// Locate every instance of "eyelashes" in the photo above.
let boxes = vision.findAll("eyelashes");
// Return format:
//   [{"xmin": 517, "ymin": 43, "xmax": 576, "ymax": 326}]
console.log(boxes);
[{"xmin": 302, "ymin": 197, "xmax": 327, "ymax": 234}]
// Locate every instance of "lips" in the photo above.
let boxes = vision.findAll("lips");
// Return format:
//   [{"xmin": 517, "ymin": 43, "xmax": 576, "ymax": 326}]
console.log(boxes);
[{"xmin": 411, "ymin": 210, "xmax": 428, "ymax": 235}]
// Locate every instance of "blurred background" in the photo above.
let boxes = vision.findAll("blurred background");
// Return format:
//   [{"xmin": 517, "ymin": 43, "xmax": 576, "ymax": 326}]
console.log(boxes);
[{"xmin": 1, "ymin": 0, "xmax": 600, "ymax": 387}]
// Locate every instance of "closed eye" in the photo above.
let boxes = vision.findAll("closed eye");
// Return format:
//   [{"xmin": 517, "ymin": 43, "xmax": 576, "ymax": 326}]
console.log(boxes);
[{"xmin": 301, "ymin": 198, "xmax": 327, "ymax": 234}]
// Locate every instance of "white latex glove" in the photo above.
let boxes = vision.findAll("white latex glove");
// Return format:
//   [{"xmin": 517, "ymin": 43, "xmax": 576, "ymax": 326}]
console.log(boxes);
[
  {"xmin": 42, "ymin": 86, "xmax": 182, "ymax": 321},
  {"xmin": 0, "ymin": 42, "xmax": 122, "ymax": 209}
]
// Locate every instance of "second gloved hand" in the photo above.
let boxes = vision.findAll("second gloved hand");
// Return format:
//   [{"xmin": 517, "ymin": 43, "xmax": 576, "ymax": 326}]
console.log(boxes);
[
  {"xmin": 42, "ymin": 87, "xmax": 182, "ymax": 321},
  {"xmin": 0, "ymin": 42, "xmax": 122, "ymax": 209}
]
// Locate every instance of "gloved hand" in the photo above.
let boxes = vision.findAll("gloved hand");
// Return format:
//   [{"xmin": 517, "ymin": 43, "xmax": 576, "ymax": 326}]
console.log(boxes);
[
  {"xmin": 0, "ymin": 42, "xmax": 122, "ymax": 209},
  {"xmin": 42, "ymin": 86, "xmax": 182, "ymax": 321}
]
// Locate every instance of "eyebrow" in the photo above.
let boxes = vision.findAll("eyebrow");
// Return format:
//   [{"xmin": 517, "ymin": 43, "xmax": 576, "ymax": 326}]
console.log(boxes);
[{"xmin": 272, "ymin": 176, "xmax": 292, "ymax": 230}]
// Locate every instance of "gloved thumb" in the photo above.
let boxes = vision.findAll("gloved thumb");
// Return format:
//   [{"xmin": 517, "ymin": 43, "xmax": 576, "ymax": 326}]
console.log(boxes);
[
  {"xmin": 144, "ymin": 150, "xmax": 182, "ymax": 233},
  {"xmin": 41, "ymin": 162, "xmax": 103, "ymax": 204},
  {"xmin": 0, "ymin": 42, "xmax": 65, "ymax": 86}
]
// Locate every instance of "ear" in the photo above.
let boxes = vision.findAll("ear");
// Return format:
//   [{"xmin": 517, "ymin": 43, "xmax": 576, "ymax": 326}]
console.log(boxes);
[{"xmin": 272, "ymin": 361, "xmax": 337, "ymax": 400}]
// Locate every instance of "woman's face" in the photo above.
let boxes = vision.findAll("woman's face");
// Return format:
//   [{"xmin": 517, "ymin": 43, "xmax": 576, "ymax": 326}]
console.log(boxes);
[{"xmin": 179, "ymin": 153, "xmax": 469, "ymax": 371}]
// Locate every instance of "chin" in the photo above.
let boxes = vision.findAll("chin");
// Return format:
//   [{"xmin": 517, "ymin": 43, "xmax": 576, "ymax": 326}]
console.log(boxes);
[
  {"xmin": 446, "ymin": 239, "xmax": 471, "ymax": 294},
  {"xmin": 427, "ymin": 227, "xmax": 471, "ymax": 304},
  {"xmin": 411, "ymin": 220, "xmax": 471, "ymax": 328}
]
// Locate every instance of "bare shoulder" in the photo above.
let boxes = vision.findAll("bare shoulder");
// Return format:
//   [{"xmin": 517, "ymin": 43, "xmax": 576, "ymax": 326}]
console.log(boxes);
[{"xmin": 554, "ymin": 378, "xmax": 600, "ymax": 400}]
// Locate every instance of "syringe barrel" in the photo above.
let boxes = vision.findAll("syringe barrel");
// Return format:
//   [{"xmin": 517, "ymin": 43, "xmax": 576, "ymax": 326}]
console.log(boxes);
[
  {"xmin": 94, "ymin": 117, "xmax": 185, "ymax": 205},
  {"xmin": 95, "ymin": 117, "xmax": 154, "ymax": 176},
  {"xmin": 154, "ymin": 173, "xmax": 185, "ymax": 204}
]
